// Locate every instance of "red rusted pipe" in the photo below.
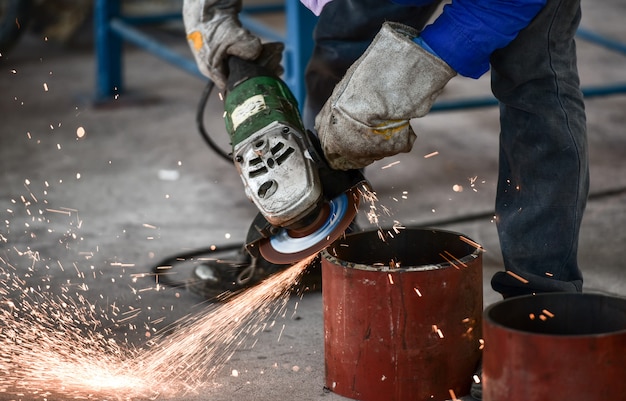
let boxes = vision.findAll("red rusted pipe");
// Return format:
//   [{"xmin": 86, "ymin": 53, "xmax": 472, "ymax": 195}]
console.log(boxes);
[
  {"xmin": 483, "ymin": 293, "xmax": 626, "ymax": 401},
  {"xmin": 321, "ymin": 228, "xmax": 483, "ymax": 401}
]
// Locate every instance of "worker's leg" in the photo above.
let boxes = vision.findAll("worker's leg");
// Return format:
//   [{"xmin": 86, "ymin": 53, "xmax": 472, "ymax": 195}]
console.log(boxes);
[
  {"xmin": 489, "ymin": 0, "xmax": 589, "ymax": 297},
  {"xmin": 302, "ymin": 0, "xmax": 440, "ymax": 130}
]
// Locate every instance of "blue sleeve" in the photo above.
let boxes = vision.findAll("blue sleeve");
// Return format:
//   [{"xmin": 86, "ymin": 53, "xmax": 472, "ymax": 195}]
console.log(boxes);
[{"xmin": 418, "ymin": 0, "xmax": 547, "ymax": 78}]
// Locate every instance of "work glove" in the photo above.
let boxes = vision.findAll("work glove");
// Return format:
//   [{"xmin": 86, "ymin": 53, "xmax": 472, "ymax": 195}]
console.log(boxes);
[
  {"xmin": 183, "ymin": 0, "xmax": 283, "ymax": 90},
  {"xmin": 315, "ymin": 22, "xmax": 457, "ymax": 171}
]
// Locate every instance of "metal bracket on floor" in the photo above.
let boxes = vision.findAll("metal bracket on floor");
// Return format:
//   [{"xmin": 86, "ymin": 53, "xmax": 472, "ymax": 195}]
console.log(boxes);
[{"xmin": 94, "ymin": 0, "xmax": 316, "ymax": 109}]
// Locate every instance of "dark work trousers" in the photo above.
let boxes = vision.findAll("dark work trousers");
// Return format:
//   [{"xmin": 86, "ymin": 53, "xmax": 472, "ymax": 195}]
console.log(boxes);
[
  {"xmin": 303, "ymin": 0, "xmax": 588, "ymax": 298},
  {"xmin": 489, "ymin": 0, "xmax": 588, "ymax": 297}
]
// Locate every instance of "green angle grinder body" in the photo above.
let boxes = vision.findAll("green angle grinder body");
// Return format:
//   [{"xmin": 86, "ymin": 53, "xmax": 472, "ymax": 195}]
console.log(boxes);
[{"xmin": 223, "ymin": 57, "xmax": 362, "ymax": 264}]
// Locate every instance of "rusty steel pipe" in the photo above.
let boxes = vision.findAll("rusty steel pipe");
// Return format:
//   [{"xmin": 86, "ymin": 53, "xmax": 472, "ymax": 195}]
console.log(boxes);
[
  {"xmin": 321, "ymin": 228, "xmax": 483, "ymax": 401},
  {"xmin": 483, "ymin": 293, "xmax": 626, "ymax": 401}
]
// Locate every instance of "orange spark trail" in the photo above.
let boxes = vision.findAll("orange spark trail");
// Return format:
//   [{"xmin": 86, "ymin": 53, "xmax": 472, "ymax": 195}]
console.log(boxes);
[
  {"xmin": 134, "ymin": 256, "xmax": 314, "ymax": 390},
  {"xmin": 0, "ymin": 255, "xmax": 313, "ymax": 400}
]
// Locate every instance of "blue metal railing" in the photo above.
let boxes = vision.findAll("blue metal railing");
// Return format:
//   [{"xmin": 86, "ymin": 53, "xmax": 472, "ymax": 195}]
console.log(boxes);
[
  {"xmin": 94, "ymin": 1, "xmax": 626, "ymax": 111},
  {"xmin": 94, "ymin": 0, "xmax": 316, "ymax": 108}
]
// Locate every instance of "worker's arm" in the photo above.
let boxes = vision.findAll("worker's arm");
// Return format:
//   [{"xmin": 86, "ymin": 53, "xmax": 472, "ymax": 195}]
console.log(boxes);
[
  {"xmin": 315, "ymin": 22, "xmax": 456, "ymax": 170},
  {"xmin": 315, "ymin": 0, "xmax": 548, "ymax": 170},
  {"xmin": 301, "ymin": 0, "xmax": 547, "ymax": 75},
  {"xmin": 420, "ymin": 0, "xmax": 548, "ymax": 78}
]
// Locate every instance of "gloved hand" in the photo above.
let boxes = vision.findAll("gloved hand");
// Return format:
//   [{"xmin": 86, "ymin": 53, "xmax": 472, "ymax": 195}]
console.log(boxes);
[
  {"xmin": 315, "ymin": 22, "xmax": 457, "ymax": 170},
  {"xmin": 183, "ymin": 0, "xmax": 283, "ymax": 90}
]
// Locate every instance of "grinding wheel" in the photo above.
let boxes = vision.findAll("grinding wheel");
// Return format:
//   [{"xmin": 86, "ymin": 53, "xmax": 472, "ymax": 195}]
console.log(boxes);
[{"xmin": 258, "ymin": 188, "xmax": 360, "ymax": 264}]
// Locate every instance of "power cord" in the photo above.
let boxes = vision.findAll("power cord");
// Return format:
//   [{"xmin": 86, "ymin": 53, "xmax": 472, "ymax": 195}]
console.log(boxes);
[{"xmin": 195, "ymin": 80, "xmax": 232, "ymax": 163}]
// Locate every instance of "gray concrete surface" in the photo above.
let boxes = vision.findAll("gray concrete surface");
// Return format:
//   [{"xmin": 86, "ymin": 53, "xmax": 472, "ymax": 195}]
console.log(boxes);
[{"xmin": 1, "ymin": 0, "xmax": 625, "ymax": 400}]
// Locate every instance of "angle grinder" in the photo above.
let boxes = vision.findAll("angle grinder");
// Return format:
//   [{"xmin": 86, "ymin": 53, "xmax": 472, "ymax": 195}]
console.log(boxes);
[{"xmin": 223, "ymin": 55, "xmax": 366, "ymax": 264}]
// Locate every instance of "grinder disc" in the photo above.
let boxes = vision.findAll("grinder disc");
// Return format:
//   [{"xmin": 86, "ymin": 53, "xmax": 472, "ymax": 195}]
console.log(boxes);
[{"xmin": 259, "ymin": 188, "xmax": 360, "ymax": 264}]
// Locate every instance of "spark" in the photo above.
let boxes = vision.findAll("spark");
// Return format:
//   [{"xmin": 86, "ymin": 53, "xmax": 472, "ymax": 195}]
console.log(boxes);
[
  {"xmin": 459, "ymin": 235, "xmax": 485, "ymax": 252},
  {"xmin": 449, "ymin": 389, "xmax": 458, "ymax": 400},
  {"xmin": 359, "ymin": 185, "xmax": 381, "ymax": 226},
  {"xmin": 377, "ymin": 229, "xmax": 386, "ymax": 242},
  {"xmin": 277, "ymin": 323, "xmax": 286, "ymax": 342},
  {"xmin": 423, "ymin": 151, "xmax": 439, "ymax": 158},
  {"xmin": 432, "ymin": 324, "xmax": 444, "ymax": 338},
  {"xmin": 469, "ymin": 175, "xmax": 480, "ymax": 192},
  {"xmin": 439, "ymin": 251, "xmax": 468, "ymax": 269},
  {"xmin": 381, "ymin": 161, "xmax": 401, "ymax": 169},
  {"xmin": 135, "ymin": 255, "xmax": 314, "ymax": 389},
  {"xmin": 0, "ymin": 243, "xmax": 315, "ymax": 400},
  {"xmin": 110, "ymin": 262, "xmax": 136, "ymax": 268},
  {"xmin": 506, "ymin": 270, "xmax": 529, "ymax": 284},
  {"xmin": 542, "ymin": 309, "xmax": 555, "ymax": 318},
  {"xmin": 391, "ymin": 220, "xmax": 405, "ymax": 234}
]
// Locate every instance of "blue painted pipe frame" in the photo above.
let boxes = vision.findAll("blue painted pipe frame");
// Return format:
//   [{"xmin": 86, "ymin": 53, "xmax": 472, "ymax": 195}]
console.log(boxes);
[
  {"xmin": 94, "ymin": 0, "xmax": 626, "ymax": 112},
  {"xmin": 94, "ymin": 0, "xmax": 316, "ymax": 108}
]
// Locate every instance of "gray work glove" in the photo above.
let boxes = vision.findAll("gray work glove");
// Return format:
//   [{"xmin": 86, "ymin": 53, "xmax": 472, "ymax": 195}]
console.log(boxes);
[
  {"xmin": 183, "ymin": 0, "xmax": 282, "ymax": 90},
  {"xmin": 315, "ymin": 22, "xmax": 457, "ymax": 170}
]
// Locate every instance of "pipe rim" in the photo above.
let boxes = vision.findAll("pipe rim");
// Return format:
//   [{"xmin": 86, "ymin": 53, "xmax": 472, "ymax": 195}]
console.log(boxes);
[
  {"xmin": 321, "ymin": 227, "xmax": 483, "ymax": 272},
  {"xmin": 484, "ymin": 292, "xmax": 626, "ymax": 337}
]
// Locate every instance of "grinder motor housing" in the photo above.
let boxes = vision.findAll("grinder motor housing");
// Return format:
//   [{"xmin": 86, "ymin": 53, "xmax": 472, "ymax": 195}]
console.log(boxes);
[{"xmin": 223, "ymin": 57, "xmax": 324, "ymax": 230}]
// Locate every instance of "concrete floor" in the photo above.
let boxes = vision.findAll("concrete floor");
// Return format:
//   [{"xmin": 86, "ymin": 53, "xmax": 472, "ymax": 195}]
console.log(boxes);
[{"xmin": 1, "ymin": 0, "xmax": 625, "ymax": 400}]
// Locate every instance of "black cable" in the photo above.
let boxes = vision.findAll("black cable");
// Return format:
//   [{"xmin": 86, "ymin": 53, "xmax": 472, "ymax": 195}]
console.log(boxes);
[
  {"xmin": 418, "ymin": 185, "xmax": 626, "ymax": 228},
  {"xmin": 196, "ymin": 80, "xmax": 233, "ymax": 163}
]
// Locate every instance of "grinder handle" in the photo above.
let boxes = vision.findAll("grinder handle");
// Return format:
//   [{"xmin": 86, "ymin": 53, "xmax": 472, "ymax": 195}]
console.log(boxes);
[{"xmin": 226, "ymin": 55, "xmax": 278, "ymax": 92}]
